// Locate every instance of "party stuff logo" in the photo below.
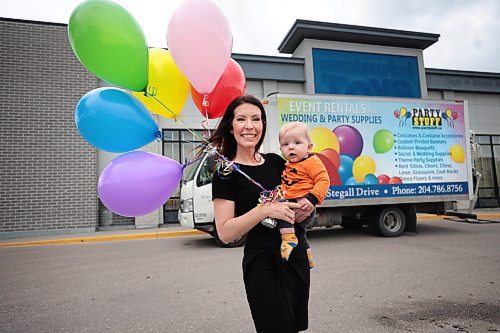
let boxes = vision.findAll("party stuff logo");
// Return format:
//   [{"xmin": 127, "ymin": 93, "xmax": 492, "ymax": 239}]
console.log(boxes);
[
  {"xmin": 394, "ymin": 107, "xmax": 460, "ymax": 129},
  {"xmin": 411, "ymin": 108, "xmax": 442, "ymax": 128}
]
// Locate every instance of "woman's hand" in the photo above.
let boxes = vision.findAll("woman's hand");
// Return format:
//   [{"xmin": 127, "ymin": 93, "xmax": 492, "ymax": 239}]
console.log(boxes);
[
  {"xmin": 263, "ymin": 201, "xmax": 299, "ymax": 224},
  {"xmin": 294, "ymin": 198, "xmax": 314, "ymax": 223}
]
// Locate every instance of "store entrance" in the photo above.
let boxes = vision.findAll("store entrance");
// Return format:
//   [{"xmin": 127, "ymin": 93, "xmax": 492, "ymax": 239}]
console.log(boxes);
[
  {"xmin": 476, "ymin": 135, "xmax": 500, "ymax": 207},
  {"xmin": 162, "ymin": 129, "xmax": 204, "ymax": 224}
]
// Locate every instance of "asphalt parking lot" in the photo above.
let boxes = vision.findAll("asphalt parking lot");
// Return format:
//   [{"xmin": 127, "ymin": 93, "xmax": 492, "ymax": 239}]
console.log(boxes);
[{"xmin": 1, "ymin": 217, "xmax": 499, "ymax": 332}]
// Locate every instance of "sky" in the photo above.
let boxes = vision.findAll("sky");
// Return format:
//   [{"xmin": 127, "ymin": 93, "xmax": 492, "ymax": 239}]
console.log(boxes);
[{"xmin": 2, "ymin": 0, "xmax": 500, "ymax": 73}]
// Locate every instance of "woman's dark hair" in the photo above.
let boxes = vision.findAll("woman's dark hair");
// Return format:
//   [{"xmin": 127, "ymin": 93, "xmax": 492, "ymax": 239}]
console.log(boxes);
[{"xmin": 207, "ymin": 95, "xmax": 267, "ymax": 161}]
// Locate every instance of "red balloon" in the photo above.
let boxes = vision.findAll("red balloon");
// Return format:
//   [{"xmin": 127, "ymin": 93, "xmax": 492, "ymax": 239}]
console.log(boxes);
[
  {"xmin": 191, "ymin": 58, "xmax": 246, "ymax": 119},
  {"xmin": 377, "ymin": 174, "xmax": 390, "ymax": 184},
  {"xmin": 389, "ymin": 176, "xmax": 403, "ymax": 184},
  {"xmin": 452, "ymin": 111, "xmax": 458, "ymax": 120},
  {"xmin": 320, "ymin": 148, "xmax": 340, "ymax": 169},
  {"xmin": 315, "ymin": 154, "xmax": 341, "ymax": 186}
]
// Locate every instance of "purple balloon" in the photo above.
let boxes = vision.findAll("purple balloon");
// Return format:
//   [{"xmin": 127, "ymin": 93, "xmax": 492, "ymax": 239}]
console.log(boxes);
[
  {"xmin": 333, "ymin": 125, "xmax": 364, "ymax": 159},
  {"xmin": 98, "ymin": 151, "xmax": 182, "ymax": 217}
]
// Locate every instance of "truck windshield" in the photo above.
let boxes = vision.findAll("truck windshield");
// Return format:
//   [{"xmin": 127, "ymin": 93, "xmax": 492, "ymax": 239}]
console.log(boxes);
[
  {"xmin": 197, "ymin": 153, "xmax": 217, "ymax": 187},
  {"xmin": 183, "ymin": 154, "xmax": 204, "ymax": 182}
]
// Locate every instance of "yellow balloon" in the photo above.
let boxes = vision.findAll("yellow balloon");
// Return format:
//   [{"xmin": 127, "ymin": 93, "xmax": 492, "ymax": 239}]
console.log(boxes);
[
  {"xmin": 353, "ymin": 155, "xmax": 376, "ymax": 182},
  {"xmin": 446, "ymin": 108, "xmax": 452, "ymax": 118},
  {"xmin": 133, "ymin": 48, "xmax": 189, "ymax": 119},
  {"xmin": 400, "ymin": 107, "xmax": 407, "ymax": 118},
  {"xmin": 311, "ymin": 127, "xmax": 340, "ymax": 153},
  {"xmin": 449, "ymin": 144, "xmax": 465, "ymax": 163}
]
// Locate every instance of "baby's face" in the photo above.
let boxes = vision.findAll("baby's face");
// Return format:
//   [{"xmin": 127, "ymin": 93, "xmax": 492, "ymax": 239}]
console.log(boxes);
[{"xmin": 279, "ymin": 127, "xmax": 312, "ymax": 163}]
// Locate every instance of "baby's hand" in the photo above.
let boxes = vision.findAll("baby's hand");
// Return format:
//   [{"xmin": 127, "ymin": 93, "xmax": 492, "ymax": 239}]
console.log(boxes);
[
  {"xmin": 294, "ymin": 198, "xmax": 314, "ymax": 223},
  {"xmin": 298, "ymin": 199, "xmax": 311, "ymax": 210}
]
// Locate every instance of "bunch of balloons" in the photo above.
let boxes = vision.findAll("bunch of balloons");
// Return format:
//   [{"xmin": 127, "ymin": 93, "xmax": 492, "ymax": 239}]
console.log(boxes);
[
  {"xmin": 68, "ymin": 0, "xmax": 245, "ymax": 216},
  {"xmin": 442, "ymin": 108, "xmax": 458, "ymax": 128},
  {"xmin": 310, "ymin": 125, "xmax": 403, "ymax": 187},
  {"xmin": 394, "ymin": 107, "xmax": 412, "ymax": 126}
]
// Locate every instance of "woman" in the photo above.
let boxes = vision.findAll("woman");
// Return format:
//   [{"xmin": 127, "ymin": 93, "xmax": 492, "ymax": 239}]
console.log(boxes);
[{"xmin": 209, "ymin": 95, "xmax": 314, "ymax": 332}]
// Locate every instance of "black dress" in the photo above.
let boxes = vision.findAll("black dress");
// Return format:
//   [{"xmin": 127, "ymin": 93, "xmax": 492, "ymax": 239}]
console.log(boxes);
[{"xmin": 212, "ymin": 153, "xmax": 310, "ymax": 333}]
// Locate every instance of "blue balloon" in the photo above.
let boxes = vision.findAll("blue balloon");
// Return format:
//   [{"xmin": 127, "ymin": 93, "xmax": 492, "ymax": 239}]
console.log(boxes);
[
  {"xmin": 364, "ymin": 173, "xmax": 378, "ymax": 185},
  {"xmin": 75, "ymin": 87, "xmax": 159, "ymax": 153},
  {"xmin": 345, "ymin": 177, "xmax": 358, "ymax": 185},
  {"xmin": 338, "ymin": 154, "xmax": 354, "ymax": 184}
]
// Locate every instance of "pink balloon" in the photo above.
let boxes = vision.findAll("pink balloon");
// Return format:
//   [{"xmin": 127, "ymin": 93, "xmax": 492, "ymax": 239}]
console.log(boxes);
[{"xmin": 167, "ymin": 0, "xmax": 232, "ymax": 94}]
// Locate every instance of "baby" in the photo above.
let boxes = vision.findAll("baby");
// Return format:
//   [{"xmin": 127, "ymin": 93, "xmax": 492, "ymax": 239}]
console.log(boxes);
[{"xmin": 278, "ymin": 122, "xmax": 330, "ymax": 268}]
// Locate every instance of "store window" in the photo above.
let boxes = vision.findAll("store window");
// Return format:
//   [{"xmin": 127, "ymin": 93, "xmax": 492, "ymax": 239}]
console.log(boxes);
[
  {"xmin": 475, "ymin": 135, "xmax": 500, "ymax": 207},
  {"xmin": 312, "ymin": 48, "xmax": 421, "ymax": 98},
  {"xmin": 162, "ymin": 129, "xmax": 204, "ymax": 223}
]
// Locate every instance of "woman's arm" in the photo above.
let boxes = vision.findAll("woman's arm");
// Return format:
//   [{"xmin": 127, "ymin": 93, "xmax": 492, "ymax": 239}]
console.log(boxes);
[{"xmin": 213, "ymin": 199, "xmax": 299, "ymax": 244}]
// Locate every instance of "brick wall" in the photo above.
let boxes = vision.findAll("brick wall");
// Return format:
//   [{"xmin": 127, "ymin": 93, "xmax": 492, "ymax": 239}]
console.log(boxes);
[{"xmin": 0, "ymin": 19, "xmax": 99, "ymax": 236}]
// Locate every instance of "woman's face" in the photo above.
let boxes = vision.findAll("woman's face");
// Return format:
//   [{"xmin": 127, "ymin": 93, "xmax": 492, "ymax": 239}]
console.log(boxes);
[{"xmin": 231, "ymin": 103, "xmax": 263, "ymax": 150}]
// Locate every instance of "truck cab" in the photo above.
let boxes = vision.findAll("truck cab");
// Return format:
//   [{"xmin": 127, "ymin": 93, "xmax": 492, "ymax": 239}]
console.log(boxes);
[{"xmin": 178, "ymin": 153, "xmax": 247, "ymax": 247}]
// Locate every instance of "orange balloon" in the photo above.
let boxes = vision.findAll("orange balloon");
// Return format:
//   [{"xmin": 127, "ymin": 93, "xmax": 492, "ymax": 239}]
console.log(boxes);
[{"xmin": 389, "ymin": 176, "xmax": 403, "ymax": 184}]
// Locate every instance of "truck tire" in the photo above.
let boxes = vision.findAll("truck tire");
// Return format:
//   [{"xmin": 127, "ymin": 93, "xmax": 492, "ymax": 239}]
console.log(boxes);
[
  {"xmin": 213, "ymin": 224, "xmax": 247, "ymax": 248},
  {"xmin": 372, "ymin": 206, "xmax": 406, "ymax": 237}
]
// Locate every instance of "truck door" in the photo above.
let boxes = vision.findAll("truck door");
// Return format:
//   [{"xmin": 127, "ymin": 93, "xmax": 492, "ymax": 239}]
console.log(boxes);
[{"xmin": 193, "ymin": 154, "xmax": 217, "ymax": 224}]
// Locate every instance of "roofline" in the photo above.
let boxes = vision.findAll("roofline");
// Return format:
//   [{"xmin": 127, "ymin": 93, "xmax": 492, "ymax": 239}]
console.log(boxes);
[
  {"xmin": 0, "ymin": 17, "xmax": 67, "ymax": 27},
  {"xmin": 425, "ymin": 68, "xmax": 500, "ymax": 79},
  {"xmin": 232, "ymin": 53, "xmax": 305, "ymax": 65},
  {"xmin": 279, "ymin": 19, "xmax": 440, "ymax": 53}
]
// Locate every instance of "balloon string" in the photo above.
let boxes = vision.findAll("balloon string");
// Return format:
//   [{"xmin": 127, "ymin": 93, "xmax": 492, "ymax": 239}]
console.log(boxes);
[
  {"xmin": 201, "ymin": 113, "xmax": 210, "ymax": 138},
  {"xmin": 201, "ymin": 95, "xmax": 210, "ymax": 138},
  {"xmin": 146, "ymin": 91, "xmax": 206, "ymax": 143},
  {"xmin": 145, "ymin": 91, "xmax": 269, "ymax": 193},
  {"xmin": 181, "ymin": 155, "xmax": 204, "ymax": 170}
]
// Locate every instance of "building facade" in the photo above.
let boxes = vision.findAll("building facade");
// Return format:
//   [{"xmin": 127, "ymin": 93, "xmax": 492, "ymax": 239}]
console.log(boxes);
[{"xmin": 1, "ymin": 18, "xmax": 499, "ymax": 238}]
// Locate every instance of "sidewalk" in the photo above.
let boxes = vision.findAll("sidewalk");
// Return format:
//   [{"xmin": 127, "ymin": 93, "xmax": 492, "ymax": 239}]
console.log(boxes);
[
  {"xmin": 1, "ymin": 208, "xmax": 499, "ymax": 248},
  {"xmin": 0, "ymin": 225, "xmax": 206, "ymax": 248},
  {"xmin": 419, "ymin": 207, "xmax": 500, "ymax": 220}
]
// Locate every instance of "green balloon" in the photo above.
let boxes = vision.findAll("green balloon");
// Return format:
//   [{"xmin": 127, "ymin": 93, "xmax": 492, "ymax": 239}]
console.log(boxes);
[
  {"xmin": 373, "ymin": 129, "xmax": 394, "ymax": 153},
  {"xmin": 68, "ymin": 0, "xmax": 148, "ymax": 91}
]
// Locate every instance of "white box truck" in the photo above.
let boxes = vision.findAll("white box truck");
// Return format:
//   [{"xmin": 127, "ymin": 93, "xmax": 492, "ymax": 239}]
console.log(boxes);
[{"xmin": 179, "ymin": 93, "xmax": 473, "ymax": 247}]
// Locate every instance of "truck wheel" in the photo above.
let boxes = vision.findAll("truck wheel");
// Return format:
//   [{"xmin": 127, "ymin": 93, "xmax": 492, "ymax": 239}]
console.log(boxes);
[
  {"xmin": 372, "ymin": 206, "xmax": 406, "ymax": 237},
  {"xmin": 213, "ymin": 224, "xmax": 247, "ymax": 248}
]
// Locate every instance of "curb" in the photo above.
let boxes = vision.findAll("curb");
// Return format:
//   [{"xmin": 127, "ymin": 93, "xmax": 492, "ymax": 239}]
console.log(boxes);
[{"xmin": 0, "ymin": 229, "xmax": 206, "ymax": 248}]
